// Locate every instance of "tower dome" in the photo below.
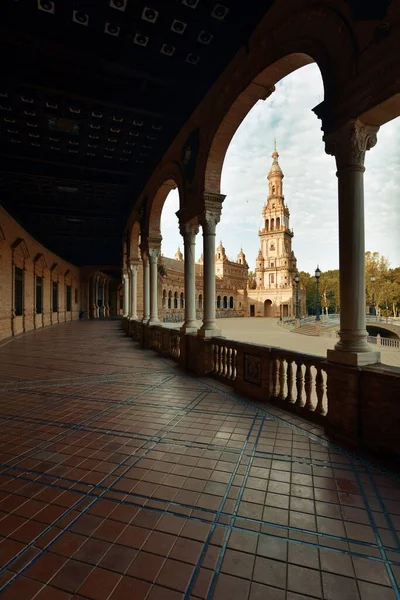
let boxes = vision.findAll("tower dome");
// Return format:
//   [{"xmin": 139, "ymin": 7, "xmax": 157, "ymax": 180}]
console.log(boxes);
[
  {"xmin": 174, "ymin": 247, "xmax": 183, "ymax": 261},
  {"xmin": 267, "ymin": 140, "xmax": 283, "ymax": 179}
]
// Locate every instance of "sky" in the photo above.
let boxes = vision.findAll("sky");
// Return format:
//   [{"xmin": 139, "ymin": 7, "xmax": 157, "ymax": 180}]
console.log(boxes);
[{"xmin": 160, "ymin": 63, "xmax": 400, "ymax": 275}]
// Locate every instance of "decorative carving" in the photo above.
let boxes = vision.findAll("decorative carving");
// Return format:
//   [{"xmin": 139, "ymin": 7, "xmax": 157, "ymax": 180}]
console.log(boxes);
[
  {"xmin": 33, "ymin": 253, "xmax": 48, "ymax": 271},
  {"xmin": 324, "ymin": 119, "xmax": 379, "ymax": 170},
  {"xmin": 244, "ymin": 353, "xmax": 262, "ymax": 386},
  {"xmin": 181, "ymin": 128, "xmax": 200, "ymax": 184},
  {"xmin": 179, "ymin": 218, "xmax": 199, "ymax": 239},
  {"xmin": 148, "ymin": 247, "xmax": 160, "ymax": 263}
]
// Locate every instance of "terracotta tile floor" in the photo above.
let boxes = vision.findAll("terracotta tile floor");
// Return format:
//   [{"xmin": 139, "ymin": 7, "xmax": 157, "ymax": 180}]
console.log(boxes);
[{"xmin": 0, "ymin": 321, "xmax": 399, "ymax": 599}]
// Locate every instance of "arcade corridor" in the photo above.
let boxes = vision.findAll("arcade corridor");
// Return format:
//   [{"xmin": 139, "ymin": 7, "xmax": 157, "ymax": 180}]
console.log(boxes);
[{"xmin": 0, "ymin": 322, "xmax": 399, "ymax": 599}]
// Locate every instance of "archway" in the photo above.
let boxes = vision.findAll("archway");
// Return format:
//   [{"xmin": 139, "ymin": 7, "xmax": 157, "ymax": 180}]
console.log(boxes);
[{"xmin": 264, "ymin": 299, "xmax": 273, "ymax": 317}]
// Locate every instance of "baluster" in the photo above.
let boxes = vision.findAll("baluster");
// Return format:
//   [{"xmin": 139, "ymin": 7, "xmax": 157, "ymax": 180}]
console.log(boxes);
[
  {"xmin": 272, "ymin": 358, "xmax": 279, "ymax": 398},
  {"xmin": 279, "ymin": 359, "xmax": 286, "ymax": 400},
  {"xmin": 304, "ymin": 364, "xmax": 313, "ymax": 410},
  {"xmin": 218, "ymin": 345, "xmax": 223, "ymax": 376},
  {"xmin": 212, "ymin": 344, "xmax": 218, "ymax": 374},
  {"xmin": 226, "ymin": 347, "xmax": 231, "ymax": 379},
  {"xmin": 286, "ymin": 360, "xmax": 294, "ymax": 403},
  {"xmin": 295, "ymin": 361, "xmax": 304, "ymax": 407},
  {"xmin": 221, "ymin": 346, "xmax": 228, "ymax": 377},
  {"xmin": 315, "ymin": 366, "xmax": 326, "ymax": 415}
]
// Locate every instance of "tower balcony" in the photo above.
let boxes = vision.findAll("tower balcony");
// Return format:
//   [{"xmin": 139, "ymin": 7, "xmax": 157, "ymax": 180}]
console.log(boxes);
[{"xmin": 259, "ymin": 226, "xmax": 294, "ymax": 236}]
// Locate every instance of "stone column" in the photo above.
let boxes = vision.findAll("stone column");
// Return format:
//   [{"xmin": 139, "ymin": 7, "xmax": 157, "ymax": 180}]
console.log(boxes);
[
  {"xmin": 129, "ymin": 262, "xmax": 138, "ymax": 320},
  {"xmin": 199, "ymin": 195, "xmax": 225, "ymax": 337},
  {"xmin": 122, "ymin": 272, "xmax": 129, "ymax": 318},
  {"xmin": 148, "ymin": 248, "xmax": 160, "ymax": 325},
  {"xmin": 324, "ymin": 119, "xmax": 380, "ymax": 365},
  {"xmin": 141, "ymin": 251, "xmax": 150, "ymax": 323},
  {"xmin": 180, "ymin": 219, "xmax": 199, "ymax": 333}
]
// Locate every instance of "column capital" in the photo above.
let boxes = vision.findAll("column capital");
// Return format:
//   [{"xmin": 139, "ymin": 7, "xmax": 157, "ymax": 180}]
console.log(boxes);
[
  {"xmin": 200, "ymin": 193, "xmax": 225, "ymax": 235},
  {"xmin": 323, "ymin": 119, "xmax": 379, "ymax": 170},
  {"xmin": 128, "ymin": 259, "xmax": 139, "ymax": 271},
  {"xmin": 179, "ymin": 218, "xmax": 199, "ymax": 238},
  {"xmin": 148, "ymin": 247, "xmax": 160, "ymax": 264}
]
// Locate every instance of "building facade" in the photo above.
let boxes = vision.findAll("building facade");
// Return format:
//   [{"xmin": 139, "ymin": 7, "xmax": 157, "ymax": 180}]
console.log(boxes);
[
  {"xmin": 156, "ymin": 243, "xmax": 248, "ymax": 322},
  {"xmin": 247, "ymin": 145, "xmax": 306, "ymax": 318}
]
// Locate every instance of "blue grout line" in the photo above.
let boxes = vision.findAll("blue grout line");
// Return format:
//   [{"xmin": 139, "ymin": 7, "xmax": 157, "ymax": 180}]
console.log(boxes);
[
  {"xmin": 183, "ymin": 413, "xmax": 260, "ymax": 600},
  {"xmin": 0, "ymin": 387, "xmax": 207, "ymax": 592},
  {"xmin": 352, "ymin": 461, "xmax": 400, "ymax": 598},
  {"xmin": 206, "ymin": 415, "xmax": 267, "ymax": 600}
]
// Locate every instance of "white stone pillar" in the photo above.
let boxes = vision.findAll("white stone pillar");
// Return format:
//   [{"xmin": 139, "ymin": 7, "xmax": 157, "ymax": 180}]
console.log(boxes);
[
  {"xmin": 122, "ymin": 272, "xmax": 129, "ymax": 318},
  {"xmin": 129, "ymin": 263, "xmax": 138, "ymax": 320},
  {"xmin": 324, "ymin": 119, "xmax": 380, "ymax": 365},
  {"xmin": 199, "ymin": 195, "xmax": 225, "ymax": 337},
  {"xmin": 141, "ymin": 251, "xmax": 150, "ymax": 323},
  {"xmin": 180, "ymin": 220, "xmax": 199, "ymax": 333},
  {"xmin": 149, "ymin": 248, "xmax": 159, "ymax": 324}
]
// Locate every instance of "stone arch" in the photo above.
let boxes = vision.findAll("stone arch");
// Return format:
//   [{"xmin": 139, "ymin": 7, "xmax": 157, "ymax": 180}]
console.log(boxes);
[
  {"xmin": 264, "ymin": 299, "xmax": 273, "ymax": 317},
  {"xmin": 174, "ymin": 291, "xmax": 178, "ymax": 309},
  {"xmin": 202, "ymin": 5, "xmax": 357, "ymax": 194},
  {"xmin": 180, "ymin": 292, "xmax": 184, "ymax": 309},
  {"xmin": 229, "ymin": 296, "xmax": 234, "ymax": 309},
  {"xmin": 217, "ymin": 295, "xmax": 221, "ymax": 308},
  {"xmin": 168, "ymin": 290, "xmax": 172, "ymax": 309},
  {"xmin": 223, "ymin": 296, "xmax": 228, "ymax": 309},
  {"xmin": 162, "ymin": 289, "xmax": 167, "ymax": 309},
  {"xmin": 128, "ymin": 221, "xmax": 141, "ymax": 262},
  {"xmin": 141, "ymin": 161, "xmax": 185, "ymax": 240}
]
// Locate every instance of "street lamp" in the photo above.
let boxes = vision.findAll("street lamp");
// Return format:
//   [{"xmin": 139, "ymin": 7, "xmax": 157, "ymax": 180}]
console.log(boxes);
[
  {"xmin": 370, "ymin": 275, "xmax": 376, "ymax": 316},
  {"xmin": 294, "ymin": 272, "xmax": 300, "ymax": 319},
  {"xmin": 315, "ymin": 265, "xmax": 321, "ymax": 322}
]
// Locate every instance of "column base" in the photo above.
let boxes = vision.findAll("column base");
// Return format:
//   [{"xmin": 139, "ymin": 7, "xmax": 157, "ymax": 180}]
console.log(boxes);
[
  {"xmin": 180, "ymin": 321, "xmax": 199, "ymax": 333},
  {"xmin": 148, "ymin": 319, "xmax": 159, "ymax": 325},
  {"xmin": 327, "ymin": 349, "xmax": 381, "ymax": 366},
  {"xmin": 198, "ymin": 325, "xmax": 221, "ymax": 338}
]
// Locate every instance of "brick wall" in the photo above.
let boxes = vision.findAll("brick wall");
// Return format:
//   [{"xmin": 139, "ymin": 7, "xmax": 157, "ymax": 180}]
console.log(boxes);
[{"xmin": 0, "ymin": 206, "xmax": 81, "ymax": 342}]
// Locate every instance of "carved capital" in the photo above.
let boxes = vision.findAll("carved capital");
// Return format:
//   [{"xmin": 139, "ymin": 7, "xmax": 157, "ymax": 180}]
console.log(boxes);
[
  {"xmin": 200, "ymin": 192, "xmax": 225, "ymax": 235},
  {"xmin": 179, "ymin": 218, "xmax": 199, "ymax": 240},
  {"xmin": 324, "ymin": 119, "xmax": 379, "ymax": 170},
  {"xmin": 148, "ymin": 248, "xmax": 160, "ymax": 264}
]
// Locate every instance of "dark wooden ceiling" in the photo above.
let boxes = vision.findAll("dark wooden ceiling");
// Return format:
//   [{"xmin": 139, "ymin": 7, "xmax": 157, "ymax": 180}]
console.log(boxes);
[{"xmin": 0, "ymin": 0, "xmax": 390, "ymax": 266}]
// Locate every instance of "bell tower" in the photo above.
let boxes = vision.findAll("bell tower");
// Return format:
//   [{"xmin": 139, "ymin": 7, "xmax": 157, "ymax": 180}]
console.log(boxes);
[{"xmin": 256, "ymin": 143, "xmax": 297, "ymax": 290}]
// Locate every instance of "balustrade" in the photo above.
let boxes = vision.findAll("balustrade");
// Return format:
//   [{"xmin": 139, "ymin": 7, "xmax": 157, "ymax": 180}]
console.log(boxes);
[
  {"xmin": 271, "ymin": 351, "xmax": 328, "ymax": 416},
  {"xmin": 211, "ymin": 338, "xmax": 237, "ymax": 381}
]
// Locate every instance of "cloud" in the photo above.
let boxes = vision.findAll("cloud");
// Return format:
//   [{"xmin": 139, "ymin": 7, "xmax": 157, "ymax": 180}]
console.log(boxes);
[{"xmin": 161, "ymin": 63, "xmax": 399, "ymax": 273}]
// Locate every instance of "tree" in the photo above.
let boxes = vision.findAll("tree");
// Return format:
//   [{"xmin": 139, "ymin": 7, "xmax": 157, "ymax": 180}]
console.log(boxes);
[{"xmin": 248, "ymin": 271, "xmax": 257, "ymax": 290}]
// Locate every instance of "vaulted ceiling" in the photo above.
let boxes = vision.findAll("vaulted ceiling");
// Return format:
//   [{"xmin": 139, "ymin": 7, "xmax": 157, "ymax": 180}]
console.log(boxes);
[{"xmin": 0, "ymin": 0, "xmax": 391, "ymax": 266}]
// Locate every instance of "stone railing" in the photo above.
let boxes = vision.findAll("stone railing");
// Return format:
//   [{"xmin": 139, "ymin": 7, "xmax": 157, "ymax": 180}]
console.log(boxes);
[
  {"xmin": 211, "ymin": 338, "xmax": 238, "ymax": 382},
  {"xmin": 368, "ymin": 335, "xmax": 400, "ymax": 349},
  {"xmin": 143, "ymin": 324, "xmax": 182, "ymax": 361},
  {"xmin": 210, "ymin": 338, "xmax": 327, "ymax": 422},
  {"xmin": 123, "ymin": 317, "xmax": 400, "ymax": 460}
]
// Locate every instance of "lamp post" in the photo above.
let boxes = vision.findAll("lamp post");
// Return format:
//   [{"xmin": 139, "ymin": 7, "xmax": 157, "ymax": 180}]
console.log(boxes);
[
  {"xmin": 370, "ymin": 275, "xmax": 376, "ymax": 316},
  {"xmin": 294, "ymin": 272, "xmax": 300, "ymax": 319},
  {"xmin": 315, "ymin": 266, "xmax": 321, "ymax": 322}
]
